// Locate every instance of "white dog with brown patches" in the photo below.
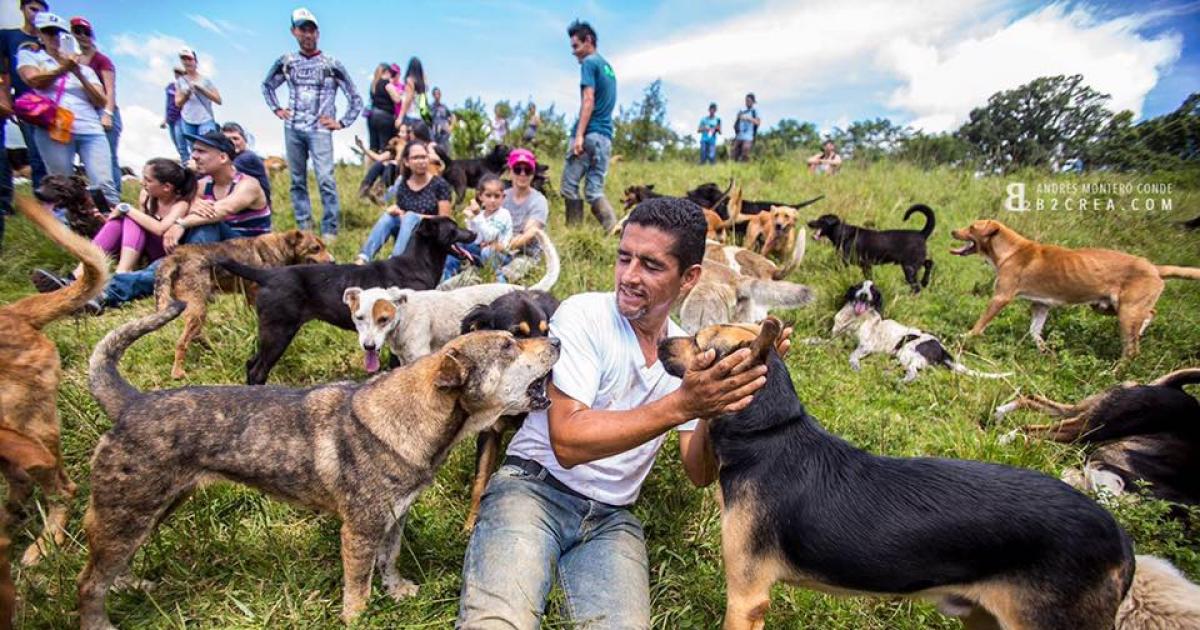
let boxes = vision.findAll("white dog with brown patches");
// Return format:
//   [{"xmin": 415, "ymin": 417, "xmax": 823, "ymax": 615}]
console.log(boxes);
[{"xmin": 344, "ymin": 230, "xmax": 559, "ymax": 370}]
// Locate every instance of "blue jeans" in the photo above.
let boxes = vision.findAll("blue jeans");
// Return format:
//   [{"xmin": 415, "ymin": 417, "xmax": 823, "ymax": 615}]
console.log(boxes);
[
  {"xmin": 284, "ymin": 126, "xmax": 340, "ymax": 235},
  {"xmin": 179, "ymin": 120, "xmax": 219, "ymax": 160},
  {"xmin": 359, "ymin": 211, "xmax": 421, "ymax": 260},
  {"xmin": 18, "ymin": 120, "xmax": 48, "ymax": 187},
  {"xmin": 442, "ymin": 242, "xmax": 511, "ymax": 283},
  {"xmin": 699, "ymin": 138, "xmax": 717, "ymax": 164},
  {"xmin": 560, "ymin": 132, "xmax": 612, "ymax": 203},
  {"xmin": 101, "ymin": 222, "xmax": 233, "ymax": 306},
  {"xmin": 106, "ymin": 108, "xmax": 123, "ymax": 183},
  {"xmin": 34, "ymin": 129, "xmax": 120, "ymax": 205},
  {"xmin": 457, "ymin": 464, "xmax": 651, "ymax": 629},
  {"xmin": 168, "ymin": 120, "xmax": 188, "ymax": 162}
]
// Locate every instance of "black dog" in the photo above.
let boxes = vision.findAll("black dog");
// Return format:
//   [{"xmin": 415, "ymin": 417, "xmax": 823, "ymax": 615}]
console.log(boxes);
[
  {"xmin": 622, "ymin": 179, "xmax": 735, "ymax": 213},
  {"xmin": 33, "ymin": 174, "xmax": 106, "ymax": 238},
  {"xmin": 997, "ymin": 367, "xmax": 1200, "ymax": 509},
  {"xmin": 459, "ymin": 289, "xmax": 561, "ymax": 530},
  {"xmin": 219, "ymin": 216, "xmax": 475, "ymax": 385},
  {"xmin": 659, "ymin": 319, "xmax": 1135, "ymax": 629},
  {"xmin": 443, "ymin": 144, "xmax": 510, "ymax": 206},
  {"xmin": 807, "ymin": 204, "xmax": 936, "ymax": 292}
]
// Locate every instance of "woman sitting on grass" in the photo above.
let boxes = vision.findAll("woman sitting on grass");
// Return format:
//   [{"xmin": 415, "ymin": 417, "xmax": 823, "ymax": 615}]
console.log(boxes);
[
  {"xmin": 355, "ymin": 140, "xmax": 451, "ymax": 264},
  {"xmin": 442, "ymin": 174, "xmax": 513, "ymax": 284}
]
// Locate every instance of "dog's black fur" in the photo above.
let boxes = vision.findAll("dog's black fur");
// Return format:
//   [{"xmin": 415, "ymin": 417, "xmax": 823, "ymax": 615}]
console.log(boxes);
[
  {"xmin": 1182, "ymin": 215, "xmax": 1200, "ymax": 230},
  {"xmin": 659, "ymin": 325, "xmax": 1135, "ymax": 627},
  {"xmin": 732, "ymin": 194, "xmax": 825, "ymax": 222},
  {"xmin": 443, "ymin": 144, "xmax": 511, "ymax": 206},
  {"xmin": 623, "ymin": 180, "xmax": 734, "ymax": 213},
  {"xmin": 219, "ymin": 216, "xmax": 476, "ymax": 385},
  {"xmin": 808, "ymin": 204, "xmax": 936, "ymax": 293},
  {"xmin": 33, "ymin": 174, "xmax": 106, "ymax": 238}
]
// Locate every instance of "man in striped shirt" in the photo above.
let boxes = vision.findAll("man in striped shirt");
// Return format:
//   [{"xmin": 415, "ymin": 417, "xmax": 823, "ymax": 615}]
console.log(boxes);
[{"xmin": 261, "ymin": 7, "xmax": 361, "ymax": 241}]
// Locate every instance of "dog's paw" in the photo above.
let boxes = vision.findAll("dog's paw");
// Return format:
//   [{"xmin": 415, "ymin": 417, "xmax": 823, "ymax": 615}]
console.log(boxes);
[{"xmin": 385, "ymin": 578, "xmax": 419, "ymax": 601}]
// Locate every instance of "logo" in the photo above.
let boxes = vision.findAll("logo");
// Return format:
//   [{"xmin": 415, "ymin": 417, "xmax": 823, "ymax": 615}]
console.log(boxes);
[{"xmin": 1004, "ymin": 182, "xmax": 1027, "ymax": 212}]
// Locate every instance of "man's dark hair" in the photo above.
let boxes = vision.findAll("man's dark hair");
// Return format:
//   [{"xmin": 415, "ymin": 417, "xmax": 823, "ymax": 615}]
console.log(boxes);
[
  {"xmin": 567, "ymin": 20, "xmax": 597, "ymax": 46},
  {"xmin": 624, "ymin": 198, "xmax": 707, "ymax": 271},
  {"xmin": 21, "ymin": 0, "xmax": 48, "ymax": 9},
  {"xmin": 221, "ymin": 122, "xmax": 246, "ymax": 138}
]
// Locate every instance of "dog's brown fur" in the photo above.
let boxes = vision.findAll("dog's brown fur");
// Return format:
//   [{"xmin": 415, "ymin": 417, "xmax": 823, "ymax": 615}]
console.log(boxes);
[
  {"xmin": 705, "ymin": 241, "xmax": 800, "ymax": 281},
  {"xmin": 34, "ymin": 174, "xmax": 105, "ymax": 238},
  {"xmin": 263, "ymin": 156, "xmax": 287, "ymax": 174},
  {"xmin": 0, "ymin": 196, "xmax": 108, "ymax": 568},
  {"xmin": 952, "ymin": 219, "xmax": 1200, "ymax": 358},
  {"xmin": 742, "ymin": 205, "xmax": 801, "ymax": 260},
  {"xmin": 0, "ymin": 427, "xmax": 57, "ymax": 630},
  {"xmin": 78, "ymin": 305, "xmax": 559, "ymax": 627},
  {"xmin": 154, "ymin": 230, "xmax": 334, "ymax": 379}
]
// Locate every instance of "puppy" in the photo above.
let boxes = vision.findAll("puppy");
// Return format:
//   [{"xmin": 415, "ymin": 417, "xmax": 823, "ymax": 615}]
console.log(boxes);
[
  {"xmin": 459, "ymin": 289, "xmax": 561, "ymax": 531},
  {"xmin": 808, "ymin": 204, "xmax": 936, "ymax": 292},
  {"xmin": 678, "ymin": 260, "xmax": 813, "ymax": 334},
  {"xmin": 263, "ymin": 156, "xmax": 287, "ymax": 174},
  {"xmin": 1, "ymin": 197, "xmax": 107, "ymax": 567},
  {"xmin": 78, "ymin": 303, "xmax": 560, "ymax": 628},
  {"xmin": 832, "ymin": 281, "xmax": 1010, "ymax": 382},
  {"xmin": 994, "ymin": 367, "xmax": 1200, "ymax": 507},
  {"xmin": 952, "ymin": 219, "xmax": 1200, "ymax": 358},
  {"xmin": 155, "ymin": 230, "xmax": 335, "ymax": 379},
  {"xmin": 656, "ymin": 319, "xmax": 1200, "ymax": 630},
  {"xmin": 33, "ymin": 174, "xmax": 105, "ymax": 238}
]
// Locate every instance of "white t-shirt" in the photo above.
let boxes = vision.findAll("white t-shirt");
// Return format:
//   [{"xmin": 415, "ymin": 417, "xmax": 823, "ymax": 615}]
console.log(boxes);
[
  {"xmin": 16, "ymin": 47, "xmax": 104, "ymax": 135},
  {"xmin": 507, "ymin": 292, "xmax": 697, "ymax": 506},
  {"xmin": 175, "ymin": 75, "xmax": 216, "ymax": 125}
]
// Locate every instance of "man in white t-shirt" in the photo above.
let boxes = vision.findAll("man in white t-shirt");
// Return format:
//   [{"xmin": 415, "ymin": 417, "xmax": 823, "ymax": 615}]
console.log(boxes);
[{"xmin": 456, "ymin": 197, "xmax": 790, "ymax": 629}]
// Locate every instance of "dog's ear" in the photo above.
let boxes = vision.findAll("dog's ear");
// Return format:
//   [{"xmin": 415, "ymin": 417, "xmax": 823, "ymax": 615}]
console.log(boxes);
[
  {"xmin": 460, "ymin": 305, "xmax": 491, "ymax": 334},
  {"xmin": 385, "ymin": 287, "xmax": 409, "ymax": 305},
  {"xmin": 434, "ymin": 348, "xmax": 472, "ymax": 390},
  {"xmin": 748, "ymin": 317, "xmax": 783, "ymax": 364},
  {"xmin": 976, "ymin": 220, "xmax": 999, "ymax": 238},
  {"xmin": 343, "ymin": 287, "xmax": 362, "ymax": 308},
  {"xmin": 285, "ymin": 229, "xmax": 304, "ymax": 245}
]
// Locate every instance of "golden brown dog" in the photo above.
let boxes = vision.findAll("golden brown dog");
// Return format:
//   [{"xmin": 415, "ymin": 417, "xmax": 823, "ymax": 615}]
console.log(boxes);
[
  {"xmin": 705, "ymin": 241, "xmax": 798, "ymax": 281},
  {"xmin": 743, "ymin": 205, "xmax": 801, "ymax": 259},
  {"xmin": 0, "ymin": 196, "xmax": 108, "ymax": 568},
  {"xmin": 951, "ymin": 219, "xmax": 1200, "ymax": 358},
  {"xmin": 154, "ymin": 230, "xmax": 334, "ymax": 379},
  {"xmin": 263, "ymin": 155, "xmax": 287, "ymax": 174}
]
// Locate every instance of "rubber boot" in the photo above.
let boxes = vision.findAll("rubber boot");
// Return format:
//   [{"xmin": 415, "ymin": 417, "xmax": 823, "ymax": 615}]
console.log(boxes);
[
  {"xmin": 590, "ymin": 197, "xmax": 617, "ymax": 232},
  {"xmin": 565, "ymin": 198, "xmax": 584, "ymax": 226}
]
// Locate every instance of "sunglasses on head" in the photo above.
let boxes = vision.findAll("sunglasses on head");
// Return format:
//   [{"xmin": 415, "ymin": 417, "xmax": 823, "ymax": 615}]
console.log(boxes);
[{"xmin": 512, "ymin": 165, "xmax": 534, "ymax": 175}]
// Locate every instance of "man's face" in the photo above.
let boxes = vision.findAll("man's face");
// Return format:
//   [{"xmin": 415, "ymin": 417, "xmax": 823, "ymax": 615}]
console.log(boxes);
[
  {"xmin": 614, "ymin": 224, "xmax": 699, "ymax": 322},
  {"xmin": 745, "ymin": 96, "xmax": 754, "ymax": 108},
  {"xmin": 223, "ymin": 130, "xmax": 247, "ymax": 154},
  {"xmin": 824, "ymin": 142, "xmax": 835, "ymax": 154},
  {"xmin": 292, "ymin": 23, "xmax": 319, "ymax": 51},
  {"xmin": 570, "ymin": 35, "xmax": 591, "ymax": 62},
  {"xmin": 191, "ymin": 143, "xmax": 226, "ymax": 175},
  {"xmin": 709, "ymin": 106, "xmax": 717, "ymax": 116},
  {"xmin": 433, "ymin": 88, "xmax": 441, "ymax": 103},
  {"xmin": 22, "ymin": 2, "xmax": 45, "ymax": 26},
  {"xmin": 180, "ymin": 56, "xmax": 197, "ymax": 71}
]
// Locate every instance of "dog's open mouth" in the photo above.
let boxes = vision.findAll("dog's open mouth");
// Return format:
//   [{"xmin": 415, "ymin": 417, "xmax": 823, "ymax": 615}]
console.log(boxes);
[
  {"xmin": 526, "ymin": 373, "xmax": 552, "ymax": 410},
  {"xmin": 363, "ymin": 347, "xmax": 381, "ymax": 373},
  {"xmin": 950, "ymin": 240, "xmax": 978, "ymax": 256}
]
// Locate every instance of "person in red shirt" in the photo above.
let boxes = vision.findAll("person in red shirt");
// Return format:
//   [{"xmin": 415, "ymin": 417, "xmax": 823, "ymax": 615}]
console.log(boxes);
[{"xmin": 71, "ymin": 16, "xmax": 120, "ymax": 186}]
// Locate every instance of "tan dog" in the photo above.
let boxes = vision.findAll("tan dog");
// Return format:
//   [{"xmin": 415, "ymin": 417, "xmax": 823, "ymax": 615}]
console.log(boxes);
[
  {"xmin": 705, "ymin": 239, "xmax": 802, "ymax": 281},
  {"xmin": 678, "ymin": 261, "xmax": 813, "ymax": 334},
  {"xmin": 744, "ymin": 205, "xmax": 802, "ymax": 259},
  {"xmin": 951, "ymin": 219, "xmax": 1200, "ymax": 357},
  {"xmin": 0, "ymin": 197, "xmax": 108, "ymax": 567},
  {"xmin": 0, "ymin": 427, "xmax": 57, "ymax": 629},
  {"xmin": 154, "ymin": 230, "xmax": 334, "ymax": 379},
  {"xmin": 263, "ymin": 156, "xmax": 287, "ymax": 174}
]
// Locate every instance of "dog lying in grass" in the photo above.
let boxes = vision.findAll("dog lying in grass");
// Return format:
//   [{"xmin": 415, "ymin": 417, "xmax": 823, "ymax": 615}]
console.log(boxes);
[
  {"xmin": 0, "ymin": 196, "xmax": 107, "ymax": 570},
  {"xmin": 678, "ymin": 260, "xmax": 813, "ymax": 334},
  {"xmin": 832, "ymin": 281, "xmax": 1010, "ymax": 382},
  {"xmin": 78, "ymin": 302, "xmax": 560, "ymax": 628},
  {"xmin": 808, "ymin": 204, "xmax": 936, "ymax": 293},
  {"xmin": 995, "ymin": 367, "xmax": 1200, "ymax": 508},
  {"xmin": 659, "ymin": 318, "xmax": 1199, "ymax": 630}
]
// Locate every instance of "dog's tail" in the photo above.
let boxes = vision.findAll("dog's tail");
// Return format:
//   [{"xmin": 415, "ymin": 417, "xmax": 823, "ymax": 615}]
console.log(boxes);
[
  {"xmin": 738, "ymin": 279, "xmax": 814, "ymax": 308},
  {"xmin": 216, "ymin": 258, "xmax": 274, "ymax": 286},
  {"xmin": 729, "ymin": 185, "xmax": 745, "ymax": 225},
  {"xmin": 1116, "ymin": 555, "xmax": 1200, "ymax": 630},
  {"xmin": 789, "ymin": 194, "xmax": 825, "ymax": 210},
  {"xmin": 904, "ymin": 204, "xmax": 936, "ymax": 239},
  {"xmin": 89, "ymin": 301, "xmax": 185, "ymax": 418},
  {"xmin": 528, "ymin": 230, "xmax": 560, "ymax": 292},
  {"xmin": 3, "ymin": 195, "xmax": 108, "ymax": 329},
  {"xmin": 1156, "ymin": 265, "xmax": 1200, "ymax": 281},
  {"xmin": 1150, "ymin": 367, "xmax": 1200, "ymax": 389},
  {"xmin": 947, "ymin": 361, "xmax": 1012, "ymax": 379}
]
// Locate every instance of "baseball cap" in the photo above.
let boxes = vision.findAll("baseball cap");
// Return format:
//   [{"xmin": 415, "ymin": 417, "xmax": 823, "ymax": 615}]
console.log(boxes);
[
  {"xmin": 33, "ymin": 12, "xmax": 68, "ymax": 32},
  {"xmin": 291, "ymin": 7, "xmax": 319, "ymax": 28},
  {"xmin": 69, "ymin": 16, "xmax": 92, "ymax": 33},
  {"xmin": 179, "ymin": 47, "xmax": 196, "ymax": 60},
  {"xmin": 183, "ymin": 130, "xmax": 238, "ymax": 159},
  {"xmin": 507, "ymin": 148, "xmax": 537, "ymax": 171}
]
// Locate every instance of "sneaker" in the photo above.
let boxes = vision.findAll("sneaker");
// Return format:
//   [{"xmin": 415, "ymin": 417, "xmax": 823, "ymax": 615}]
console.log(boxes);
[
  {"xmin": 354, "ymin": 254, "xmax": 369, "ymax": 266},
  {"xmin": 30, "ymin": 268, "xmax": 69, "ymax": 293},
  {"xmin": 81, "ymin": 298, "xmax": 104, "ymax": 316}
]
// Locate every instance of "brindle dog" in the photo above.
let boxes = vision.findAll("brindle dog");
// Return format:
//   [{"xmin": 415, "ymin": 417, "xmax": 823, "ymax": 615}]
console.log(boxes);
[{"xmin": 77, "ymin": 304, "xmax": 560, "ymax": 628}]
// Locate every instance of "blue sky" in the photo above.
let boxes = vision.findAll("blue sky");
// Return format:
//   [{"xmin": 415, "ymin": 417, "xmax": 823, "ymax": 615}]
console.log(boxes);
[{"xmin": 6, "ymin": 0, "xmax": 1196, "ymax": 166}]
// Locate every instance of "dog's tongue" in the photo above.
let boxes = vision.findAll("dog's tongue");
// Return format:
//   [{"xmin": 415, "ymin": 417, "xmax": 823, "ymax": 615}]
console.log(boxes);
[
  {"xmin": 950, "ymin": 243, "xmax": 974, "ymax": 256},
  {"xmin": 853, "ymin": 302, "xmax": 867, "ymax": 315},
  {"xmin": 364, "ymin": 348, "xmax": 380, "ymax": 373}
]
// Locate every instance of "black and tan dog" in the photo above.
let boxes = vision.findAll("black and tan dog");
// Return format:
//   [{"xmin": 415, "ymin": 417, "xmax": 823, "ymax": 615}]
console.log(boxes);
[
  {"xmin": 995, "ymin": 368, "xmax": 1200, "ymax": 507},
  {"xmin": 32, "ymin": 174, "xmax": 106, "ymax": 238},
  {"xmin": 808, "ymin": 204, "xmax": 936, "ymax": 293},
  {"xmin": 656, "ymin": 318, "xmax": 1200, "ymax": 630},
  {"xmin": 459, "ymin": 289, "xmax": 561, "ymax": 530},
  {"xmin": 78, "ymin": 302, "xmax": 559, "ymax": 628}
]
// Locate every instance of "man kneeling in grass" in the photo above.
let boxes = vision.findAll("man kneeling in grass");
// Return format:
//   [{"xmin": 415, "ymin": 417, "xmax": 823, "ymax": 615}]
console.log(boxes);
[{"xmin": 456, "ymin": 198, "xmax": 790, "ymax": 629}]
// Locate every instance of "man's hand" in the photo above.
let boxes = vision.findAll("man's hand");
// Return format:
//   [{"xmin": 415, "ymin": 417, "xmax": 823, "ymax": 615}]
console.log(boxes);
[
  {"xmin": 386, "ymin": 204, "xmax": 404, "ymax": 217},
  {"xmin": 190, "ymin": 198, "xmax": 219, "ymax": 220},
  {"xmin": 676, "ymin": 348, "xmax": 768, "ymax": 419},
  {"xmin": 101, "ymin": 112, "xmax": 113, "ymax": 131},
  {"xmin": 318, "ymin": 115, "xmax": 341, "ymax": 130},
  {"xmin": 164, "ymin": 223, "xmax": 184, "ymax": 252},
  {"xmin": 572, "ymin": 134, "xmax": 584, "ymax": 157},
  {"xmin": 274, "ymin": 108, "xmax": 292, "ymax": 121}
]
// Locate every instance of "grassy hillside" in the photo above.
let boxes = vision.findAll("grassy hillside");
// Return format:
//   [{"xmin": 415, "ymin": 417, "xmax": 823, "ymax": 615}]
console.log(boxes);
[{"xmin": 2, "ymin": 157, "xmax": 1197, "ymax": 628}]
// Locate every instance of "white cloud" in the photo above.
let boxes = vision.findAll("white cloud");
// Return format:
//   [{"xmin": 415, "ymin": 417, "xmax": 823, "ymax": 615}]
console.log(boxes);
[
  {"xmin": 884, "ymin": 3, "xmax": 1184, "ymax": 132},
  {"xmin": 116, "ymin": 105, "xmax": 180, "ymax": 169},
  {"xmin": 187, "ymin": 14, "xmax": 223, "ymax": 36},
  {"xmin": 110, "ymin": 33, "xmax": 219, "ymax": 86}
]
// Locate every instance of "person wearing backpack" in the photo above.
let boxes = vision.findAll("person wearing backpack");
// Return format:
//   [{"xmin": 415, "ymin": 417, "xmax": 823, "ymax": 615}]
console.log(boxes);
[
  {"xmin": 732, "ymin": 92, "xmax": 760, "ymax": 162},
  {"xmin": 262, "ymin": 7, "xmax": 362, "ymax": 240},
  {"xmin": 395, "ymin": 56, "xmax": 430, "ymax": 129}
]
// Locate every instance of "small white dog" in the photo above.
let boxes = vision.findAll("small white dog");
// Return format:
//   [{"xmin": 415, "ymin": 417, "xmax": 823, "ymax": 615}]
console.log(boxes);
[
  {"xmin": 832, "ymin": 281, "xmax": 1010, "ymax": 382},
  {"xmin": 344, "ymin": 230, "xmax": 559, "ymax": 371}
]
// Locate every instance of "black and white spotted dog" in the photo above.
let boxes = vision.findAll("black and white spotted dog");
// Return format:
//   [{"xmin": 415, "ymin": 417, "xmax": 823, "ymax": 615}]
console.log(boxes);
[{"xmin": 832, "ymin": 281, "xmax": 1010, "ymax": 382}]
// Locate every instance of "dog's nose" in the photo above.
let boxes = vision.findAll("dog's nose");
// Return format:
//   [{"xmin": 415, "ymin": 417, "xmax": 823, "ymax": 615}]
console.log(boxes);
[
  {"xmin": 548, "ymin": 338, "xmax": 561, "ymax": 349},
  {"xmin": 363, "ymin": 343, "xmax": 376, "ymax": 352}
]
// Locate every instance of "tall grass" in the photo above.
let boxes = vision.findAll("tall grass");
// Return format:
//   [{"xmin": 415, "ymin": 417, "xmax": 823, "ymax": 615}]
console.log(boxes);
[{"xmin": 2, "ymin": 156, "xmax": 1197, "ymax": 628}]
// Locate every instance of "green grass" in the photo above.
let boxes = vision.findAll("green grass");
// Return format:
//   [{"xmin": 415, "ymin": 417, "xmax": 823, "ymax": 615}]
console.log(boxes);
[{"xmin": 2, "ymin": 157, "xmax": 1198, "ymax": 628}]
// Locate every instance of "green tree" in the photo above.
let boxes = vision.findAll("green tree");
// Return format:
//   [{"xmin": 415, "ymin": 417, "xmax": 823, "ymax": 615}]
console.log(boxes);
[
  {"xmin": 1088, "ymin": 92, "xmax": 1200, "ymax": 171},
  {"xmin": 896, "ymin": 131, "xmax": 972, "ymax": 169},
  {"xmin": 829, "ymin": 118, "xmax": 912, "ymax": 162},
  {"xmin": 754, "ymin": 119, "xmax": 820, "ymax": 159},
  {"xmin": 957, "ymin": 74, "xmax": 1113, "ymax": 173},
  {"xmin": 451, "ymin": 97, "xmax": 490, "ymax": 158},
  {"xmin": 612, "ymin": 79, "xmax": 679, "ymax": 160}
]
